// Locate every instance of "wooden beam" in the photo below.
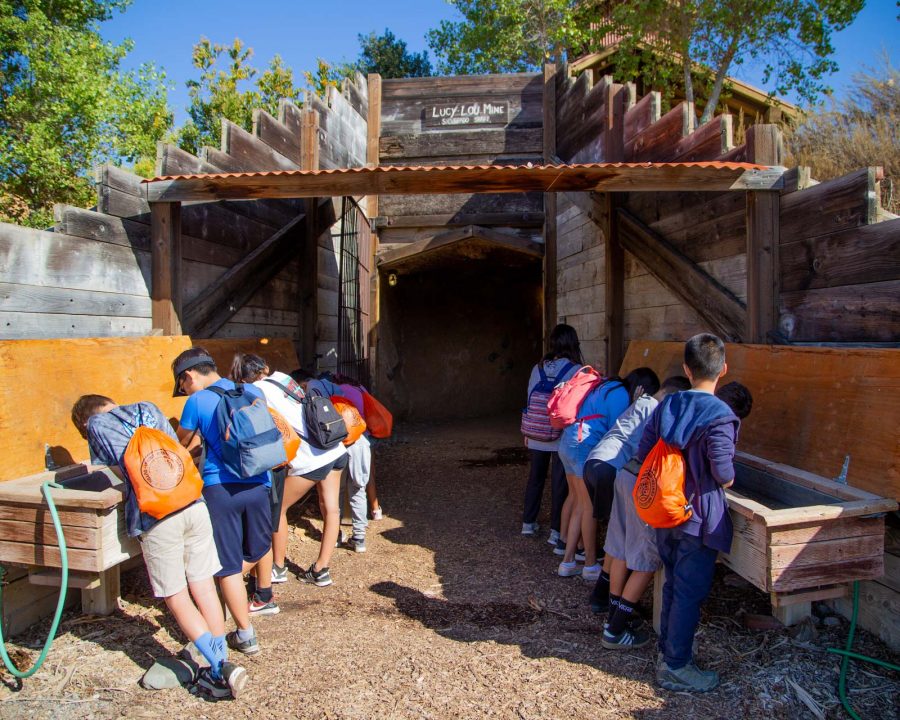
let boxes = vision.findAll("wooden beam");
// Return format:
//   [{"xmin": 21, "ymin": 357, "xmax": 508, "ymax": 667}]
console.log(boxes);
[
  {"xmin": 745, "ymin": 124, "xmax": 782, "ymax": 343},
  {"xmin": 377, "ymin": 224, "xmax": 544, "ymax": 268},
  {"xmin": 617, "ymin": 208, "xmax": 747, "ymax": 341},
  {"xmin": 372, "ymin": 211, "xmax": 544, "ymax": 229},
  {"xmin": 183, "ymin": 213, "xmax": 307, "ymax": 337},
  {"xmin": 543, "ymin": 63, "xmax": 558, "ymax": 347},
  {"xmin": 150, "ymin": 201, "xmax": 182, "ymax": 334},
  {"xmin": 366, "ymin": 73, "xmax": 382, "ymax": 219},
  {"xmin": 145, "ymin": 163, "xmax": 786, "ymax": 202},
  {"xmin": 603, "ymin": 81, "xmax": 626, "ymax": 372}
]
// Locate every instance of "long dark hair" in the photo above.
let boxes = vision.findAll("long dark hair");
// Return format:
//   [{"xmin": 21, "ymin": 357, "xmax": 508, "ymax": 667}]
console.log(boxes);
[
  {"xmin": 543, "ymin": 323, "xmax": 583, "ymax": 365},
  {"xmin": 230, "ymin": 353, "xmax": 268, "ymax": 383}
]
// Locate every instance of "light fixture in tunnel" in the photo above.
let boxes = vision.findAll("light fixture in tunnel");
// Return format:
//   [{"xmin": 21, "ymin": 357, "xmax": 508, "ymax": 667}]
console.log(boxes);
[{"xmin": 387, "ymin": 272, "xmax": 398, "ymax": 287}]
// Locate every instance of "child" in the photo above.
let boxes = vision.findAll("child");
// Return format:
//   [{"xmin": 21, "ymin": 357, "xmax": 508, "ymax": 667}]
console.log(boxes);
[
  {"xmin": 71, "ymin": 395, "xmax": 247, "ymax": 699},
  {"xmin": 594, "ymin": 375, "xmax": 691, "ymax": 649},
  {"xmin": 716, "ymin": 381, "xmax": 753, "ymax": 420},
  {"xmin": 556, "ymin": 367, "xmax": 658, "ymax": 580},
  {"xmin": 172, "ymin": 347, "xmax": 277, "ymax": 657},
  {"xmin": 234, "ymin": 358, "xmax": 349, "ymax": 586},
  {"xmin": 635, "ymin": 333, "xmax": 740, "ymax": 693},
  {"xmin": 521, "ymin": 323, "xmax": 582, "ymax": 542}
]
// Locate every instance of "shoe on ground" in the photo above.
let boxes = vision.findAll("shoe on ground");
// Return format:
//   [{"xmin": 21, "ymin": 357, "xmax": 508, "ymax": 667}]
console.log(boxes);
[
  {"xmin": 221, "ymin": 662, "xmax": 248, "ymax": 699},
  {"xmin": 248, "ymin": 593, "xmax": 280, "ymax": 616},
  {"xmin": 299, "ymin": 564, "xmax": 333, "ymax": 587},
  {"xmin": 574, "ymin": 547, "xmax": 586, "ymax": 562},
  {"xmin": 346, "ymin": 535, "xmax": 367, "ymax": 553},
  {"xmin": 521, "ymin": 522, "xmax": 540, "ymax": 536},
  {"xmin": 194, "ymin": 666, "xmax": 232, "ymax": 699},
  {"xmin": 336, "ymin": 529, "xmax": 348, "ymax": 548},
  {"xmin": 558, "ymin": 560, "xmax": 582, "ymax": 577},
  {"xmin": 553, "ymin": 538, "xmax": 567, "ymax": 556},
  {"xmin": 582, "ymin": 563, "xmax": 602, "ymax": 582},
  {"xmin": 601, "ymin": 625, "xmax": 651, "ymax": 650},
  {"xmin": 547, "ymin": 529, "xmax": 560, "ymax": 546},
  {"xmin": 225, "ymin": 630, "xmax": 259, "ymax": 656},
  {"xmin": 371, "ymin": 507, "xmax": 384, "ymax": 521},
  {"xmin": 656, "ymin": 660, "xmax": 719, "ymax": 692},
  {"xmin": 271, "ymin": 564, "xmax": 288, "ymax": 584}
]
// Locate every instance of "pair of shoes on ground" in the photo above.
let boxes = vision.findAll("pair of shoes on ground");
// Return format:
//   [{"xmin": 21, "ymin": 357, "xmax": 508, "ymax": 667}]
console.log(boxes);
[
  {"xmin": 558, "ymin": 560, "xmax": 601, "ymax": 578},
  {"xmin": 194, "ymin": 662, "xmax": 248, "ymax": 700},
  {"xmin": 271, "ymin": 561, "xmax": 335, "ymax": 587},
  {"xmin": 552, "ymin": 538, "xmax": 586, "ymax": 562}
]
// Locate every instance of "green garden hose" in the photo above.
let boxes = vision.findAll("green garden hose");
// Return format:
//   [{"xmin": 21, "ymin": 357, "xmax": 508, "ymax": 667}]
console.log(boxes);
[
  {"xmin": 826, "ymin": 580, "xmax": 900, "ymax": 720},
  {"xmin": 0, "ymin": 481, "xmax": 68, "ymax": 679}
]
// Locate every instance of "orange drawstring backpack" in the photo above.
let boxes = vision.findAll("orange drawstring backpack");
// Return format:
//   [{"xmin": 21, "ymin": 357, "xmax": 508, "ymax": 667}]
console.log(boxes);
[
  {"xmin": 362, "ymin": 391, "xmax": 393, "ymax": 438},
  {"xmin": 268, "ymin": 407, "xmax": 301, "ymax": 464},
  {"xmin": 632, "ymin": 439, "xmax": 694, "ymax": 528},
  {"xmin": 331, "ymin": 396, "xmax": 367, "ymax": 446}
]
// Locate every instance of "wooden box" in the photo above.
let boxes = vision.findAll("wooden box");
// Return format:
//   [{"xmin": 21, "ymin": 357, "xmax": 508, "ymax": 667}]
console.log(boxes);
[
  {"xmin": 724, "ymin": 452, "xmax": 897, "ymax": 601},
  {"xmin": 0, "ymin": 464, "xmax": 140, "ymax": 573}
]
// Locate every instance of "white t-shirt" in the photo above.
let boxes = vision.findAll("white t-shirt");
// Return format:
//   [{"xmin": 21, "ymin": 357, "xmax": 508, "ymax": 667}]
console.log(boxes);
[
  {"xmin": 586, "ymin": 393, "xmax": 658, "ymax": 470},
  {"xmin": 254, "ymin": 371, "xmax": 347, "ymax": 476}
]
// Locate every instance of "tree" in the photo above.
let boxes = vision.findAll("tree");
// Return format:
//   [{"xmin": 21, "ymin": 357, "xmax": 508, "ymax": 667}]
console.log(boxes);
[
  {"xmin": 595, "ymin": 0, "xmax": 865, "ymax": 124},
  {"xmin": 177, "ymin": 38, "xmax": 303, "ymax": 156},
  {"xmin": 788, "ymin": 54, "xmax": 900, "ymax": 214},
  {"xmin": 0, "ymin": 0, "xmax": 172, "ymax": 227},
  {"xmin": 356, "ymin": 29, "xmax": 432, "ymax": 78},
  {"xmin": 427, "ymin": 0, "xmax": 591, "ymax": 74}
]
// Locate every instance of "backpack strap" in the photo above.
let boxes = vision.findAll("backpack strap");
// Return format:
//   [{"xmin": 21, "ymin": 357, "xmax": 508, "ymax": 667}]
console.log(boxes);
[{"xmin": 264, "ymin": 377, "xmax": 306, "ymax": 404}]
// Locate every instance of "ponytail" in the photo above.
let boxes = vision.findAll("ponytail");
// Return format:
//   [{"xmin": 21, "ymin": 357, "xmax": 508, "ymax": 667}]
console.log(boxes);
[{"xmin": 230, "ymin": 353, "xmax": 268, "ymax": 383}]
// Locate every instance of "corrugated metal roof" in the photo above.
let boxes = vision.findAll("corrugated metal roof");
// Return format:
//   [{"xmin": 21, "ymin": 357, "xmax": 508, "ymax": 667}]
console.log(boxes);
[{"xmin": 143, "ymin": 161, "xmax": 767, "ymax": 184}]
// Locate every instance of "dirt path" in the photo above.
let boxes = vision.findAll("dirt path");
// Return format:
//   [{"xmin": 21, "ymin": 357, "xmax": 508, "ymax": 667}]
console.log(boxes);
[{"xmin": 1, "ymin": 416, "xmax": 897, "ymax": 719}]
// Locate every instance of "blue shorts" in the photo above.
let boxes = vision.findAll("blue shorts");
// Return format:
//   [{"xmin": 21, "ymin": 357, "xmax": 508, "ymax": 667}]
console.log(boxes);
[
  {"xmin": 558, "ymin": 437, "xmax": 595, "ymax": 477},
  {"xmin": 203, "ymin": 482, "xmax": 272, "ymax": 577}
]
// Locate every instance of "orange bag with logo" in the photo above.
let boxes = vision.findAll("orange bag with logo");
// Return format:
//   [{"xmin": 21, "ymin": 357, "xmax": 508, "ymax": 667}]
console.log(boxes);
[
  {"xmin": 268, "ymin": 407, "xmax": 301, "ymax": 463},
  {"xmin": 362, "ymin": 391, "xmax": 393, "ymax": 438},
  {"xmin": 122, "ymin": 426, "xmax": 203, "ymax": 519},
  {"xmin": 331, "ymin": 396, "xmax": 367, "ymax": 446},
  {"xmin": 632, "ymin": 439, "xmax": 693, "ymax": 528}
]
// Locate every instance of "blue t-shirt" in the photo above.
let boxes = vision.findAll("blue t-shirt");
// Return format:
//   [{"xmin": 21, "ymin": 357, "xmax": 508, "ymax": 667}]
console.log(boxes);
[
  {"xmin": 560, "ymin": 380, "xmax": 631, "ymax": 449},
  {"xmin": 179, "ymin": 378, "xmax": 270, "ymax": 487}
]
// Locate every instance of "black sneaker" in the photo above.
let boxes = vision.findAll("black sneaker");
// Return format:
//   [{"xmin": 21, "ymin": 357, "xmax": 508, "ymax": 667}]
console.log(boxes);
[
  {"xmin": 226, "ymin": 629, "xmax": 260, "ymax": 656},
  {"xmin": 221, "ymin": 662, "xmax": 248, "ymax": 698},
  {"xmin": 601, "ymin": 625, "xmax": 651, "ymax": 650},
  {"xmin": 193, "ymin": 666, "xmax": 232, "ymax": 699},
  {"xmin": 298, "ymin": 564, "xmax": 333, "ymax": 587}
]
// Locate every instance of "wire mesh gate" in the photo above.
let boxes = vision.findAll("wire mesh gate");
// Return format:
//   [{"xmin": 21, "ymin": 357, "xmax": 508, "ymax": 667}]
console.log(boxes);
[{"xmin": 336, "ymin": 197, "xmax": 371, "ymax": 384}]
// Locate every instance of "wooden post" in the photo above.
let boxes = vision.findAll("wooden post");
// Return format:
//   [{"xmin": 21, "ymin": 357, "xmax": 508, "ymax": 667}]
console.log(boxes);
[
  {"xmin": 652, "ymin": 567, "xmax": 665, "ymax": 634},
  {"xmin": 81, "ymin": 565, "xmax": 120, "ymax": 616},
  {"xmin": 299, "ymin": 111, "xmax": 320, "ymax": 370},
  {"xmin": 150, "ymin": 201, "xmax": 182, "ymax": 335},
  {"xmin": 603, "ymin": 83, "xmax": 626, "ymax": 372},
  {"xmin": 366, "ymin": 73, "xmax": 382, "ymax": 219},
  {"xmin": 745, "ymin": 125, "xmax": 782, "ymax": 343},
  {"xmin": 366, "ymin": 73, "xmax": 382, "ymax": 390},
  {"xmin": 542, "ymin": 63, "xmax": 558, "ymax": 347}
]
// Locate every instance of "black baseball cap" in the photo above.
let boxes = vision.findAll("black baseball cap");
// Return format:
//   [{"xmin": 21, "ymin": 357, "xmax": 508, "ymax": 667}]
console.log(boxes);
[{"xmin": 172, "ymin": 352, "xmax": 216, "ymax": 397}]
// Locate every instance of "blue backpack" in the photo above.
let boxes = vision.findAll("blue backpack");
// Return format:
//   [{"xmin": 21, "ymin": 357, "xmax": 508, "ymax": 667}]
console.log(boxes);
[{"xmin": 207, "ymin": 384, "xmax": 287, "ymax": 478}]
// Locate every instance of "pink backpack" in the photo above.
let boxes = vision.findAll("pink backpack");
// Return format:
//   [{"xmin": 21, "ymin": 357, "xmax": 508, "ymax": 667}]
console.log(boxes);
[{"xmin": 547, "ymin": 366, "xmax": 605, "ymax": 432}]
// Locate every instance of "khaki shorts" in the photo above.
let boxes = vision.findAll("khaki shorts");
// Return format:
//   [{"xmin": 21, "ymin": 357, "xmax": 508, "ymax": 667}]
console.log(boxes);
[
  {"xmin": 603, "ymin": 469, "xmax": 661, "ymax": 573},
  {"xmin": 140, "ymin": 502, "xmax": 221, "ymax": 597}
]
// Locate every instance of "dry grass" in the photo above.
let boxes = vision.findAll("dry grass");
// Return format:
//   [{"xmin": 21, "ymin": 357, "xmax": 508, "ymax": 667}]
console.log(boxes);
[{"xmin": 0, "ymin": 416, "xmax": 897, "ymax": 719}]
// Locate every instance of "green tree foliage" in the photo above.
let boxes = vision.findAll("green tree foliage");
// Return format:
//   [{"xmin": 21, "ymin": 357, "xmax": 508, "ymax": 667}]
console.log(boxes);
[
  {"xmin": 427, "ymin": 0, "xmax": 591, "ymax": 74},
  {"xmin": 177, "ymin": 38, "xmax": 303, "ymax": 156},
  {"xmin": 303, "ymin": 57, "xmax": 349, "ymax": 100},
  {"xmin": 356, "ymin": 29, "xmax": 432, "ymax": 78},
  {"xmin": 0, "ymin": 0, "xmax": 171, "ymax": 227},
  {"xmin": 594, "ymin": 0, "xmax": 864, "ymax": 123},
  {"xmin": 788, "ymin": 55, "xmax": 900, "ymax": 213}
]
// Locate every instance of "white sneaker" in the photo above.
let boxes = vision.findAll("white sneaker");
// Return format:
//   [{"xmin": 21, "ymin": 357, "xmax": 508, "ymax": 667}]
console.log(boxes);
[
  {"xmin": 371, "ymin": 507, "xmax": 384, "ymax": 521},
  {"xmin": 521, "ymin": 522, "xmax": 539, "ymax": 536},
  {"xmin": 582, "ymin": 563, "xmax": 602, "ymax": 582},
  {"xmin": 547, "ymin": 529, "xmax": 560, "ymax": 546},
  {"xmin": 558, "ymin": 560, "xmax": 582, "ymax": 577}
]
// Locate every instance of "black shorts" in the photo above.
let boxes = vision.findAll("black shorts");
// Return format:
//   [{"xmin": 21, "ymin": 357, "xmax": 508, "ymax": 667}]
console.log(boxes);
[
  {"xmin": 297, "ymin": 452, "xmax": 349, "ymax": 482},
  {"xmin": 203, "ymin": 482, "xmax": 272, "ymax": 577}
]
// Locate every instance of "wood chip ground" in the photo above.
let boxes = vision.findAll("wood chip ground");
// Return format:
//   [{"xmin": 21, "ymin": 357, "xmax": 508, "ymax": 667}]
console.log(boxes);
[{"xmin": 1, "ymin": 416, "xmax": 897, "ymax": 719}]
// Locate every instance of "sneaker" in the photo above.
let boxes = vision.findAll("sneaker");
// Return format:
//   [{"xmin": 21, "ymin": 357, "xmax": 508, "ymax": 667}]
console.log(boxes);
[
  {"xmin": 558, "ymin": 560, "xmax": 582, "ymax": 577},
  {"xmin": 346, "ymin": 536, "xmax": 367, "ymax": 553},
  {"xmin": 271, "ymin": 564, "xmax": 288, "ymax": 584},
  {"xmin": 221, "ymin": 662, "xmax": 248, "ymax": 699},
  {"xmin": 521, "ymin": 522, "xmax": 539, "ymax": 536},
  {"xmin": 656, "ymin": 660, "xmax": 720, "ymax": 692},
  {"xmin": 371, "ymin": 507, "xmax": 384, "ymax": 520},
  {"xmin": 547, "ymin": 529, "xmax": 560, "ymax": 546},
  {"xmin": 602, "ymin": 626, "xmax": 651, "ymax": 650},
  {"xmin": 336, "ymin": 529, "xmax": 348, "ymax": 548},
  {"xmin": 226, "ymin": 630, "xmax": 259, "ymax": 656},
  {"xmin": 582, "ymin": 563, "xmax": 602, "ymax": 582},
  {"xmin": 574, "ymin": 547, "xmax": 586, "ymax": 562},
  {"xmin": 553, "ymin": 538, "xmax": 567, "ymax": 556},
  {"xmin": 248, "ymin": 593, "xmax": 280, "ymax": 616},
  {"xmin": 194, "ymin": 666, "xmax": 232, "ymax": 700},
  {"xmin": 299, "ymin": 564, "xmax": 333, "ymax": 587}
]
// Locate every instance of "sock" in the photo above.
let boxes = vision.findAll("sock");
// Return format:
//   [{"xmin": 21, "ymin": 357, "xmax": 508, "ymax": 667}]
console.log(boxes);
[
  {"xmin": 212, "ymin": 634, "xmax": 226, "ymax": 669},
  {"xmin": 246, "ymin": 574, "xmax": 257, "ymax": 596},
  {"xmin": 255, "ymin": 586, "xmax": 273, "ymax": 603},
  {"xmin": 608, "ymin": 594, "xmax": 622, "ymax": 614},
  {"xmin": 606, "ymin": 597, "xmax": 636, "ymax": 636},
  {"xmin": 236, "ymin": 625, "xmax": 255, "ymax": 643},
  {"xmin": 591, "ymin": 571, "xmax": 611, "ymax": 602},
  {"xmin": 193, "ymin": 632, "xmax": 221, "ymax": 678},
  {"xmin": 273, "ymin": 563, "xmax": 285, "ymax": 572}
]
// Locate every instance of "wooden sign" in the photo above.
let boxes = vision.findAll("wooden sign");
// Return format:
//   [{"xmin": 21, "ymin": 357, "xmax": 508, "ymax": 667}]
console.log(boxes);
[{"xmin": 423, "ymin": 100, "xmax": 509, "ymax": 128}]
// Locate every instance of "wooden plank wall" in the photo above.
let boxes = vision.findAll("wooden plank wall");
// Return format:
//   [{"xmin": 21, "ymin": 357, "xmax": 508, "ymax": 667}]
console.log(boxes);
[{"xmin": 377, "ymin": 74, "xmax": 545, "ymax": 251}]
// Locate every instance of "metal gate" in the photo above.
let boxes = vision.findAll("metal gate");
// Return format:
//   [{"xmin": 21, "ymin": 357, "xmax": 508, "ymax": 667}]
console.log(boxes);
[{"xmin": 336, "ymin": 197, "xmax": 371, "ymax": 383}]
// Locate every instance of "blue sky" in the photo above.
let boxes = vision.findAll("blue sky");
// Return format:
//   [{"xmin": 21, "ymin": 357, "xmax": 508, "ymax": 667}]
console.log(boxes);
[{"xmin": 102, "ymin": 0, "xmax": 899, "ymax": 125}]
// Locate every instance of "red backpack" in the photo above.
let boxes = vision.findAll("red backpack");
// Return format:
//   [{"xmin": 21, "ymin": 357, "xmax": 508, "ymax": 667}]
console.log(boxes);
[{"xmin": 547, "ymin": 366, "xmax": 605, "ymax": 429}]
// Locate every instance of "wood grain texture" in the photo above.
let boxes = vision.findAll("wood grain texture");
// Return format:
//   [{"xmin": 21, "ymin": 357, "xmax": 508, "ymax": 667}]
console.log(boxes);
[
  {"xmin": 199, "ymin": 337, "xmax": 299, "ymax": 375},
  {"xmin": 620, "ymin": 340, "xmax": 900, "ymax": 499}
]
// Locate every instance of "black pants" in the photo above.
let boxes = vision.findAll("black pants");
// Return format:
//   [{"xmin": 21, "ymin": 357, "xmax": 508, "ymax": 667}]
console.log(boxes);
[
  {"xmin": 584, "ymin": 458, "xmax": 617, "ymax": 521},
  {"xmin": 522, "ymin": 449, "xmax": 568, "ymax": 531}
]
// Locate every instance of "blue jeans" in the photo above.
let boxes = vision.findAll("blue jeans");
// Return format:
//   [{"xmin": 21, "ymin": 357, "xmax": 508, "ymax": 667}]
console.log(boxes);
[{"xmin": 656, "ymin": 528, "xmax": 718, "ymax": 669}]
